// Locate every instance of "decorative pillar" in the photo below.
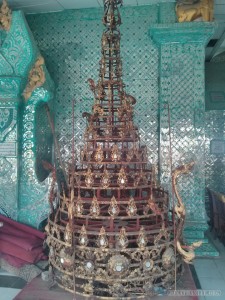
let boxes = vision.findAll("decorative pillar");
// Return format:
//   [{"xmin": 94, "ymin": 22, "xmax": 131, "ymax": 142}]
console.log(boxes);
[
  {"xmin": 0, "ymin": 78, "xmax": 21, "ymax": 220},
  {"xmin": 0, "ymin": 9, "xmax": 54, "ymax": 228},
  {"xmin": 150, "ymin": 22, "xmax": 218, "ymax": 256}
]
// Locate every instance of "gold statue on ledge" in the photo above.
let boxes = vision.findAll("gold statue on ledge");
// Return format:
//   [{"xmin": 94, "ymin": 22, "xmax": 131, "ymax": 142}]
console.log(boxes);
[
  {"xmin": 23, "ymin": 56, "xmax": 46, "ymax": 101},
  {"xmin": 176, "ymin": 0, "xmax": 214, "ymax": 22}
]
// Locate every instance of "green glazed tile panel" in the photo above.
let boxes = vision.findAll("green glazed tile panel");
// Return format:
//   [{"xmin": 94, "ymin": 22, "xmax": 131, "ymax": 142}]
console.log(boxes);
[
  {"xmin": 26, "ymin": 3, "xmax": 176, "ymax": 168},
  {"xmin": 0, "ymin": 11, "xmax": 54, "ymax": 228},
  {"xmin": 25, "ymin": 3, "xmax": 219, "ymax": 238},
  {"xmin": 150, "ymin": 23, "xmax": 214, "ymax": 223}
]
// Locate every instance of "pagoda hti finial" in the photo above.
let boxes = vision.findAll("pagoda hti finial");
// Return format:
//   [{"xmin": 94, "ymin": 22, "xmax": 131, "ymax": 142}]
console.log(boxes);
[{"xmin": 45, "ymin": 1, "xmax": 194, "ymax": 298}]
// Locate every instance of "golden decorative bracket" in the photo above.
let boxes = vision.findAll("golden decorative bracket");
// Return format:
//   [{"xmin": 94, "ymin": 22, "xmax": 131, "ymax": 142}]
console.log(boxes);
[{"xmin": 23, "ymin": 56, "xmax": 46, "ymax": 101}]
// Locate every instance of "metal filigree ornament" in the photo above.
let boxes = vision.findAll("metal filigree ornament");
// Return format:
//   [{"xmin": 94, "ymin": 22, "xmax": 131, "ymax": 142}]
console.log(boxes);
[
  {"xmin": 101, "ymin": 169, "xmax": 110, "ymax": 188},
  {"xmin": 117, "ymin": 227, "xmax": 129, "ymax": 248},
  {"xmin": 108, "ymin": 255, "xmax": 130, "ymax": 277},
  {"xmin": 143, "ymin": 258, "xmax": 154, "ymax": 273},
  {"xmin": 45, "ymin": 0, "xmax": 195, "ymax": 297},
  {"xmin": 93, "ymin": 104, "xmax": 104, "ymax": 116},
  {"xmin": 94, "ymin": 144, "xmax": 104, "ymax": 162},
  {"xmin": 90, "ymin": 195, "xmax": 100, "ymax": 217},
  {"xmin": 85, "ymin": 168, "xmax": 94, "ymax": 187},
  {"xmin": 83, "ymin": 281, "xmax": 94, "ymax": 294},
  {"xmin": 64, "ymin": 223, "xmax": 72, "ymax": 244},
  {"xmin": 108, "ymin": 196, "xmax": 120, "ymax": 217},
  {"xmin": 110, "ymin": 283, "xmax": 126, "ymax": 298},
  {"xmin": 60, "ymin": 248, "xmax": 73, "ymax": 268},
  {"xmin": 97, "ymin": 227, "xmax": 108, "ymax": 249},
  {"xmin": 126, "ymin": 196, "xmax": 137, "ymax": 216},
  {"xmin": 111, "ymin": 144, "xmax": 121, "ymax": 162},
  {"xmin": 137, "ymin": 226, "xmax": 148, "ymax": 249},
  {"xmin": 104, "ymin": 124, "xmax": 112, "ymax": 137},
  {"xmin": 162, "ymin": 247, "xmax": 175, "ymax": 268},
  {"xmin": 84, "ymin": 261, "xmax": 95, "ymax": 273},
  {"xmin": 117, "ymin": 167, "xmax": 128, "ymax": 188},
  {"xmin": 143, "ymin": 281, "xmax": 154, "ymax": 296},
  {"xmin": 79, "ymin": 225, "xmax": 89, "ymax": 247},
  {"xmin": 80, "ymin": 145, "xmax": 87, "ymax": 161},
  {"xmin": 49, "ymin": 246, "xmax": 54, "ymax": 259},
  {"xmin": 74, "ymin": 196, "xmax": 84, "ymax": 216}
]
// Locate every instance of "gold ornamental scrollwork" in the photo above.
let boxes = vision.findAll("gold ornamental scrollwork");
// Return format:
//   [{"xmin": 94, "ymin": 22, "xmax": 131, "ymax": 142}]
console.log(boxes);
[
  {"xmin": 172, "ymin": 161, "xmax": 203, "ymax": 263},
  {"xmin": 23, "ymin": 56, "xmax": 46, "ymax": 101}
]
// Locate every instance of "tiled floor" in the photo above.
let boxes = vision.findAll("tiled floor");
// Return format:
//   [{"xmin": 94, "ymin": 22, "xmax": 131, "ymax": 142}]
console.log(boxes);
[
  {"xmin": 193, "ymin": 233, "xmax": 225, "ymax": 300},
  {"xmin": 0, "ymin": 234, "xmax": 225, "ymax": 300},
  {"xmin": 0, "ymin": 269, "xmax": 27, "ymax": 300}
]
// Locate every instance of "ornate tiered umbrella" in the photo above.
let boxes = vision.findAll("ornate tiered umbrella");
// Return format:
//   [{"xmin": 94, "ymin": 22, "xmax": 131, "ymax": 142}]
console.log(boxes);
[{"xmin": 46, "ymin": 0, "xmax": 198, "ymax": 298}]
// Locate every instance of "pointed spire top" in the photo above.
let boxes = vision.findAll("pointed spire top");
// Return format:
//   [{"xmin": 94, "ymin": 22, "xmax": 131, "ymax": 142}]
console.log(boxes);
[{"xmin": 103, "ymin": 0, "xmax": 123, "ymax": 29}]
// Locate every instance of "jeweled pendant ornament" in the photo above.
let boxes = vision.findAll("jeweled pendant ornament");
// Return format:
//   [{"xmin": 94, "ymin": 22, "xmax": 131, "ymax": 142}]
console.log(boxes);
[
  {"xmin": 97, "ymin": 227, "xmax": 108, "ymax": 249},
  {"xmin": 117, "ymin": 167, "xmax": 128, "ymax": 188},
  {"xmin": 101, "ymin": 169, "xmax": 110, "ymax": 188},
  {"xmin": 117, "ymin": 227, "xmax": 129, "ymax": 248},
  {"xmin": 111, "ymin": 144, "xmax": 121, "ymax": 162},
  {"xmin": 137, "ymin": 226, "xmax": 148, "ymax": 249},
  {"xmin": 90, "ymin": 195, "xmax": 100, "ymax": 217},
  {"xmin": 94, "ymin": 144, "xmax": 104, "ymax": 162},
  {"xmin": 45, "ymin": 0, "xmax": 197, "ymax": 297},
  {"xmin": 85, "ymin": 168, "xmax": 94, "ymax": 187},
  {"xmin": 126, "ymin": 196, "xmax": 137, "ymax": 216},
  {"xmin": 79, "ymin": 225, "xmax": 88, "ymax": 247},
  {"xmin": 74, "ymin": 196, "xmax": 84, "ymax": 216},
  {"xmin": 108, "ymin": 196, "xmax": 120, "ymax": 217}
]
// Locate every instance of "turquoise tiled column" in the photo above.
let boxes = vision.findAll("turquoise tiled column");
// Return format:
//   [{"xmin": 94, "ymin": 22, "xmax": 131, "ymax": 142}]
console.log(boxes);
[
  {"xmin": 0, "ymin": 78, "xmax": 22, "ymax": 220},
  {"xmin": 0, "ymin": 11, "xmax": 54, "ymax": 228},
  {"xmin": 150, "ymin": 22, "xmax": 218, "ymax": 256}
]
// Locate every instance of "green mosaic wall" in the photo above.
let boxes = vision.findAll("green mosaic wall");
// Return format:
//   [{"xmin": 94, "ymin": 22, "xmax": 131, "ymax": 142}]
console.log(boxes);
[
  {"xmin": 205, "ymin": 60, "xmax": 225, "ymax": 217},
  {"xmin": 26, "ymin": 3, "xmax": 176, "ymax": 169},
  {"xmin": 0, "ymin": 11, "xmax": 54, "ymax": 227}
]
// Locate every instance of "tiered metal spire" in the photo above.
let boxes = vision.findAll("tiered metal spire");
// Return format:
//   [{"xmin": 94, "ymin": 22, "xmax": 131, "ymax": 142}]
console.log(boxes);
[{"xmin": 45, "ymin": 0, "xmax": 194, "ymax": 298}]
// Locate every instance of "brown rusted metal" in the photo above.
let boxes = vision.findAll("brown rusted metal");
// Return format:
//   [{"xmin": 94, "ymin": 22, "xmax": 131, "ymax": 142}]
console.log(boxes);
[{"xmin": 45, "ymin": 0, "xmax": 193, "ymax": 298}]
